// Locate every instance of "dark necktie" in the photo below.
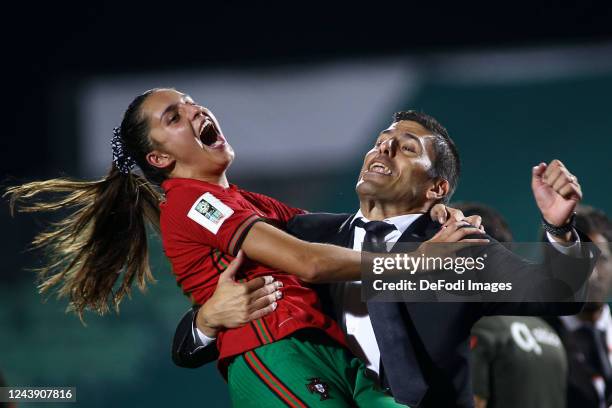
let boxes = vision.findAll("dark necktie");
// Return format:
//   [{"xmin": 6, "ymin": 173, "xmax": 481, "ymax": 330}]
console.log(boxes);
[
  {"xmin": 577, "ymin": 325, "xmax": 612, "ymax": 381},
  {"xmin": 353, "ymin": 218, "xmax": 396, "ymax": 389},
  {"xmin": 353, "ymin": 219, "xmax": 396, "ymax": 253}
]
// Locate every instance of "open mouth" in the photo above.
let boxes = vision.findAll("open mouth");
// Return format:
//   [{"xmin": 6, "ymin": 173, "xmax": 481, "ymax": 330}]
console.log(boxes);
[
  {"xmin": 199, "ymin": 119, "xmax": 225, "ymax": 149},
  {"xmin": 367, "ymin": 161, "xmax": 393, "ymax": 176}
]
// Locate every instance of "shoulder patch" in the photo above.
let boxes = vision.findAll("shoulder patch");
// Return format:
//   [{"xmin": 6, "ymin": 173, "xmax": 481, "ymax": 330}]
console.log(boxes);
[{"xmin": 187, "ymin": 192, "xmax": 234, "ymax": 234}]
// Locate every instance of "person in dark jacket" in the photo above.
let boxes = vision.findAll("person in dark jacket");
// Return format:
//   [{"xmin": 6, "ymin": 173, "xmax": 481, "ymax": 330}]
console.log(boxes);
[{"xmin": 545, "ymin": 205, "xmax": 612, "ymax": 408}]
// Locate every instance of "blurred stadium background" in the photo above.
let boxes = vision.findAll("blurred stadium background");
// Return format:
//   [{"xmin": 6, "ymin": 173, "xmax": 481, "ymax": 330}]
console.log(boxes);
[{"xmin": 2, "ymin": 3, "xmax": 612, "ymax": 406}]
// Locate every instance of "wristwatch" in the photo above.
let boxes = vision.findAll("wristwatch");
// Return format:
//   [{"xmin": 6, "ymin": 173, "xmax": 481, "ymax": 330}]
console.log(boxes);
[{"xmin": 541, "ymin": 213, "xmax": 576, "ymax": 237}]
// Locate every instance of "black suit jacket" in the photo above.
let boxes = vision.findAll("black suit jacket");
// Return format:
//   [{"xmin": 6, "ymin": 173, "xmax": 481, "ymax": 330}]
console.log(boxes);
[{"xmin": 172, "ymin": 212, "xmax": 596, "ymax": 407}]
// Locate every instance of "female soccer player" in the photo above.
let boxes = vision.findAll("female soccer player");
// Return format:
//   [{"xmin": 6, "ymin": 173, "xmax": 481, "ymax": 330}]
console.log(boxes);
[{"xmin": 6, "ymin": 88, "xmax": 480, "ymax": 407}]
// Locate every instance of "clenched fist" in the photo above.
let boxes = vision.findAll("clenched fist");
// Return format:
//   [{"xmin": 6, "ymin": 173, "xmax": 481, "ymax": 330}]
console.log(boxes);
[{"xmin": 532, "ymin": 160, "xmax": 582, "ymax": 228}]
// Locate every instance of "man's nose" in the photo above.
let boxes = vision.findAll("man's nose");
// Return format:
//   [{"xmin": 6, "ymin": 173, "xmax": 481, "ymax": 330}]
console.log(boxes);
[{"xmin": 378, "ymin": 138, "xmax": 396, "ymax": 156}]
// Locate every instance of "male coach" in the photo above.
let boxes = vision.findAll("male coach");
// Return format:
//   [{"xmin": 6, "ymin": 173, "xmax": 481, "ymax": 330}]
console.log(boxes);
[{"xmin": 171, "ymin": 111, "xmax": 597, "ymax": 407}]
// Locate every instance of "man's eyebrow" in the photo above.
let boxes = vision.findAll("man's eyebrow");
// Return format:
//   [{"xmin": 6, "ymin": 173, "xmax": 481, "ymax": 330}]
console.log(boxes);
[
  {"xmin": 380, "ymin": 130, "xmax": 424, "ymax": 147},
  {"xmin": 401, "ymin": 132, "xmax": 423, "ymax": 146}
]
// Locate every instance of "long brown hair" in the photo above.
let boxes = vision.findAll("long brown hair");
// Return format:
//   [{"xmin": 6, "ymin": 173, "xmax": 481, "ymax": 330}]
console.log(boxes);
[{"xmin": 4, "ymin": 89, "xmax": 167, "ymax": 320}]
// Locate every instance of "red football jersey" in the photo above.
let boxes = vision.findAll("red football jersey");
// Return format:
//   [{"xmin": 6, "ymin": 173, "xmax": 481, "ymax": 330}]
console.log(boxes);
[{"xmin": 160, "ymin": 178, "xmax": 347, "ymax": 375}]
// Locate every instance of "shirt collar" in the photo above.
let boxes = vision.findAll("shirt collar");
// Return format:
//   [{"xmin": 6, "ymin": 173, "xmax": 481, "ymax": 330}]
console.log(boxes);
[
  {"xmin": 161, "ymin": 177, "xmax": 238, "ymax": 194},
  {"xmin": 598, "ymin": 304, "xmax": 612, "ymax": 331},
  {"xmin": 352, "ymin": 209, "xmax": 424, "ymax": 235}
]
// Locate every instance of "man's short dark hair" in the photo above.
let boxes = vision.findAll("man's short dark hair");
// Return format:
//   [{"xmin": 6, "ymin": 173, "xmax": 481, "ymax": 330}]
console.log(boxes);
[{"xmin": 393, "ymin": 111, "xmax": 460, "ymax": 203}]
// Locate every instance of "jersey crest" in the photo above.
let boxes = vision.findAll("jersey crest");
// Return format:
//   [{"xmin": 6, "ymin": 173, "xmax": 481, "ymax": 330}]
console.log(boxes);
[
  {"xmin": 187, "ymin": 192, "xmax": 234, "ymax": 234},
  {"xmin": 306, "ymin": 377, "xmax": 331, "ymax": 401}
]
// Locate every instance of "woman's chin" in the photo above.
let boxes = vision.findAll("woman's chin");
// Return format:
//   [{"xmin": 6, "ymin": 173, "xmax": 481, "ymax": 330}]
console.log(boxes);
[
  {"xmin": 219, "ymin": 148, "xmax": 235, "ymax": 166},
  {"xmin": 211, "ymin": 151, "xmax": 235, "ymax": 173}
]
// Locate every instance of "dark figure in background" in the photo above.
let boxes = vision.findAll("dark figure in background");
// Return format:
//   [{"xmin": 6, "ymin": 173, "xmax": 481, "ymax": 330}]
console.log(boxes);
[
  {"xmin": 545, "ymin": 205, "xmax": 612, "ymax": 408},
  {"xmin": 456, "ymin": 202, "xmax": 568, "ymax": 408}
]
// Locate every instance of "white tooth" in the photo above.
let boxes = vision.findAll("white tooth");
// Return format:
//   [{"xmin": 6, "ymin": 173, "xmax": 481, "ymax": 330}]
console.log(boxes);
[{"xmin": 368, "ymin": 162, "xmax": 391, "ymax": 174}]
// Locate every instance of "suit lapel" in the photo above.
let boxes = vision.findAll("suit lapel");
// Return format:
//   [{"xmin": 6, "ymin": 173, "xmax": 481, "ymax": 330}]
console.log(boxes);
[
  {"xmin": 397, "ymin": 216, "xmax": 471, "ymax": 361},
  {"xmin": 368, "ymin": 214, "xmax": 443, "ymax": 405},
  {"xmin": 329, "ymin": 214, "xmax": 355, "ymax": 248},
  {"xmin": 393, "ymin": 213, "xmax": 439, "ymax": 247}
]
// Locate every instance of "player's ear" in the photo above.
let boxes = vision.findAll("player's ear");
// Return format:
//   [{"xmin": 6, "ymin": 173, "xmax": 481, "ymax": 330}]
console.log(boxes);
[
  {"xmin": 425, "ymin": 179, "xmax": 449, "ymax": 201},
  {"xmin": 146, "ymin": 150, "xmax": 175, "ymax": 169}
]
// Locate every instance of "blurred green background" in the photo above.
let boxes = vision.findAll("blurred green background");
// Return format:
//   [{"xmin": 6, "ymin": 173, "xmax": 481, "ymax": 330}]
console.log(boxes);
[{"xmin": 2, "ymin": 54, "xmax": 611, "ymax": 408}]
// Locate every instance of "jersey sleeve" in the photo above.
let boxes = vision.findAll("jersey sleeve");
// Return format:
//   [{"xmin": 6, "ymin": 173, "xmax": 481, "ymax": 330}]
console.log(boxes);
[
  {"xmin": 240, "ymin": 190, "xmax": 306, "ymax": 224},
  {"xmin": 470, "ymin": 319, "xmax": 500, "ymax": 400},
  {"xmin": 180, "ymin": 188, "xmax": 266, "ymax": 256}
]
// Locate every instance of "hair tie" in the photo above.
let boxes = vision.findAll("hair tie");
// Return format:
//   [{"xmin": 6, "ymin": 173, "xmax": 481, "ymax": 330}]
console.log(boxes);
[{"xmin": 111, "ymin": 127, "xmax": 136, "ymax": 174}]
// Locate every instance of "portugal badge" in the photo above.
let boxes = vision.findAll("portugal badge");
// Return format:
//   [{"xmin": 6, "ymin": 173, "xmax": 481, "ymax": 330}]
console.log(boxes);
[{"xmin": 306, "ymin": 377, "xmax": 331, "ymax": 401}]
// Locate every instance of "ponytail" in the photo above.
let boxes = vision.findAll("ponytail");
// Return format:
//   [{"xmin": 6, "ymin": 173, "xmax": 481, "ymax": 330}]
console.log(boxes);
[
  {"xmin": 4, "ymin": 88, "xmax": 167, "ymax": 320},
  {"xmin": 5, "ymin": 166, "xmax": 162, "ymax": 319}
]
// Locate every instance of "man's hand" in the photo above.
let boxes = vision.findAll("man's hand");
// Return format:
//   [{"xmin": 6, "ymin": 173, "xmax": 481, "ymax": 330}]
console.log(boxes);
[
  {"xmin": 427, "ymin": 218, "xmax": 489, "ymax": 245},
  {"xmin": 532, "ymin": 160, "xmax": 582, "ymax": 238},
  {"xmin": 413, "ymin": 217, "xmax": 489, "ymax": 272},
  {"xmin": 430, "ymin": 203, "xmax": 485, "ymax": 232},
  {"xmin": 196, "ymin": 250, "xmax": 282, "ymax": 337}
]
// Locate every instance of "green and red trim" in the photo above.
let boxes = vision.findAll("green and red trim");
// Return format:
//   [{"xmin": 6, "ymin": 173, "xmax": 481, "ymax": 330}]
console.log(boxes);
[
  {"xmin": 210, "ymin": 248, "xmax": 234, "ymax": 275},
  {"xmin": 250, "ymin": 318, "xmax": 274, "ymax": 345},
  {"xmin": 244, "ymin": 350, "xmax": 308, "ymax": 408}
]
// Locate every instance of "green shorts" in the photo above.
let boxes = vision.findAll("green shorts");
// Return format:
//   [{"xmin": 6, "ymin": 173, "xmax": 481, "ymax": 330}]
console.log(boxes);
[{"xmin": 227, "ymin": 330, "xmax": 407, "ymax": 407}]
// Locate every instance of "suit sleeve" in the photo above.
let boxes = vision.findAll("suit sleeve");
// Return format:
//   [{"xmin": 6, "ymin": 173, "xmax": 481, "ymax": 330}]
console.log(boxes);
[
  {"xmin": 240, "ymin": 190, "xmax": 305, "ymax": 225},
  {"xmin": 475, "ymin": 229, "xmax": 599, "ymax": 316},
  {"xmin": 286, "ymin": 213, "xmax": 353, "ymax": 243},
  {"xmin": 171, "ymin": 306, "xmax": 219, "ymax": 368}
]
